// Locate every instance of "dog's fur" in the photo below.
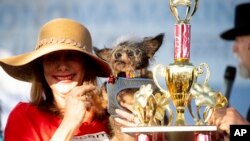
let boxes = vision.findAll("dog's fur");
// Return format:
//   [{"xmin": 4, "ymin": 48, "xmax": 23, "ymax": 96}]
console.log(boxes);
[{"xmin": 94, "ymin": 33, "xmax": 165, "ymax": 141}]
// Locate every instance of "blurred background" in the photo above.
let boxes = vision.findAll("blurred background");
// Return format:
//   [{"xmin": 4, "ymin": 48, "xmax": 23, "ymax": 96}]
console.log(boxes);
[{"xmin": 0, "ymin": 0, "xmax": 249, "ymax": 134}]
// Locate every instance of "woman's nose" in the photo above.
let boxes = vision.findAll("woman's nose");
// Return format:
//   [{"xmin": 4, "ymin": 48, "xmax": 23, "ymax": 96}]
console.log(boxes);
[
  {"xmin": 58, "ymin": 64, "xmax": 68, "ymax": 71},
  {"xmin": 57, "ymin": 58, "xmax": 68, "ymax": 71}
]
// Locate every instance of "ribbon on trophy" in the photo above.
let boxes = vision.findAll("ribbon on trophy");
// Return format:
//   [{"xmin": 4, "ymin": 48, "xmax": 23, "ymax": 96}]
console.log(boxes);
[
  {"xmin": 188, "ymin": 83, "xmax": 228, "ymax": 125},
  {"xmin": 132, "ymin": 84, "xmax": 173, "ymax": 126}
]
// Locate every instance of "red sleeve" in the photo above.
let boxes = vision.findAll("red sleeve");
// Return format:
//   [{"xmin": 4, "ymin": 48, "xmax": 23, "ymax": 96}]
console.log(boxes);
[{"xmin": 4, "ymin": 102, "xmax": 44, "ymax": 141}]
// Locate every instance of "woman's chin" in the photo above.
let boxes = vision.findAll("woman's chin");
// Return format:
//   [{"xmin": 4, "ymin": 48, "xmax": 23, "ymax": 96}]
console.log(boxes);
[
  {"xmin": 53, "ymin": 83, "xmax": 77, "ymax": 95},
  {"xmin": 57, "ymin": 88, "xmax": 72, "ymax": 95}
]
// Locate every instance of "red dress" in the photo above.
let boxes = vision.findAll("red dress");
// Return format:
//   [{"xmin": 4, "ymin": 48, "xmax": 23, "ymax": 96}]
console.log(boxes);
[{"xmin": 4, "ymin": 102, "xmax": 110, "ymax": 141}]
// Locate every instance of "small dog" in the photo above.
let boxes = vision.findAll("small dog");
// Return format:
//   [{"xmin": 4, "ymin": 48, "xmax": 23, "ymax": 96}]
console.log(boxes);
[{"xmin": 94, "ymin": 33, "xmax": 165, "ymax": 141}]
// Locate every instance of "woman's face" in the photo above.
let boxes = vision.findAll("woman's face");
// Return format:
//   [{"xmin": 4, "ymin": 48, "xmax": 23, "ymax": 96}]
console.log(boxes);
[{"xmin": 42, "ymin": 51, "xmax": 85, "ymax": 95}]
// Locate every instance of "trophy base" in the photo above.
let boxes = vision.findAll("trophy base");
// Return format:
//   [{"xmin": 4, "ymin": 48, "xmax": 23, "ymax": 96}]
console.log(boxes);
[{"xmin": 122, "ymin": 126, "xmax": 217, "ymax": 141}]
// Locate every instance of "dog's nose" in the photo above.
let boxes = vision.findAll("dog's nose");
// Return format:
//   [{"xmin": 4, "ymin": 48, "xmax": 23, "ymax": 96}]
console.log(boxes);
[{"xmin": 115, "ymin": 52, "xmax": 122, "ymax": 59}]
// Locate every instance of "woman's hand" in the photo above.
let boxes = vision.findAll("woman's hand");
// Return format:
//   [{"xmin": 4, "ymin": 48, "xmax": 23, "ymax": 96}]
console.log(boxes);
[
  {"xmin": 64, "ymin": 82, "xmax": 97, "ymax": 127},
  {"xmin": 51, "ymin": 83, "xmax": 98, "ymax": 141}
]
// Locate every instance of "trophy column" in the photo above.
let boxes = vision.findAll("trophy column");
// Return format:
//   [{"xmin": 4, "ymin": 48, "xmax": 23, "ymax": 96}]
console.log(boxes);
[
  {"xmin": 158, "ymin": 0, "xmax": 199, "ymax": 126},
  {"xmin": 166, "ymin": 23, "xmax": 195, "ymax": 126}
]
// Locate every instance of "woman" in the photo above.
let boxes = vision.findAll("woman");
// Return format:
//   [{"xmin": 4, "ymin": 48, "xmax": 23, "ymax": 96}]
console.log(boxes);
[{"xmin": 0, "ymin": 18, "xmax": 112, "ymax": 141}]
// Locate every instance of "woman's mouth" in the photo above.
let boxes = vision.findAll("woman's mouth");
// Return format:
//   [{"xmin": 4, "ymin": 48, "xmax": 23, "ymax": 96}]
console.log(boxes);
[{"xmin": 54, "ymin": 74, "xmax": 74, "ymax": 82}]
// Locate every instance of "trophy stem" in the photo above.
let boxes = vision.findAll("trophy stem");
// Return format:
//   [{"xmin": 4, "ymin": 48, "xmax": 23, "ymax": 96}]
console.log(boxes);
[
  {"xmin": 166, "ymin": 64, "xmax": 194, "ymax": 126},
  {"xmin": 175, "ymin": 107, "xmax": 186, "ymax": 126}
]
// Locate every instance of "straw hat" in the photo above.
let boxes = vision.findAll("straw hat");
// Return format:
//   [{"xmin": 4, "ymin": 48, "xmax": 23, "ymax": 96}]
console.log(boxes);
[
  {"xmin": 220, "ymin": 3, "xmax": 250, "ymax": 40},
  {"xmin": 0, "ymin": 18, "xmax": 111, "ymax": 82}
]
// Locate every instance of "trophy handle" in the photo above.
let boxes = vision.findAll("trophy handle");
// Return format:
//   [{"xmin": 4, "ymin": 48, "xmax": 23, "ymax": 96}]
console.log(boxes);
[
  {"xmin": 189, "ymin": 63, "xmax": 211, "ymax": 125},
  {"xmin": 195, "ymin": 63, "xmax": 210, "ymax": 85},
  {"xmin": 165, "ymin": 104, "xmax": 173, "ymax": 126},
  {"xmin": 169, "ymin": 0, "xmax": 181, "ymax": 22},
  {"xmin": 152, "ymin": 64, "xmax": 169, "ymax": 97},
  {"xmin": 186, "ymin": 0, "xmax": 199, "ymax": 23},
  {"xmin": 187, "ymin": 95, "xmax": 198, "ymax": 123}
]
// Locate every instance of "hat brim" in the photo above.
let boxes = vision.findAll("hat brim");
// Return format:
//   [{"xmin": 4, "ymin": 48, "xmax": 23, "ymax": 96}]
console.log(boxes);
[
  {"xmin": 220, "ymin": 25, "xmax": 250, "ymax": 40},
  {"xmin": 0, "ymin": 44, "xmax": 111, "ymax": 82}
]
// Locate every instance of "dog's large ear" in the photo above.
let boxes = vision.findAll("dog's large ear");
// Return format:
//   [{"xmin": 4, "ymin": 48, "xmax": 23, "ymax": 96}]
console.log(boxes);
[
  {"xmin": 93, "ymin": 47, "xmax": 112, "ymax": 62},
  {"xmin": 142, "ymin": 33, "xmax": 164, "ymax": 58}
]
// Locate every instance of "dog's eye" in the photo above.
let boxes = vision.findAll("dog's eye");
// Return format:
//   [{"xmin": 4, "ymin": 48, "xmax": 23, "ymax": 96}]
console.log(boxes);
[
  {"xmin": 127, "ymin": 50, "xmax": 134, "ymax": 57},
  {"xmin": 135, "ymin": 49, "xmax": 140, "ymax": 55},
  {"xmin": 114, "ymin": 52, "xmax": 122, "ymax": 59}
]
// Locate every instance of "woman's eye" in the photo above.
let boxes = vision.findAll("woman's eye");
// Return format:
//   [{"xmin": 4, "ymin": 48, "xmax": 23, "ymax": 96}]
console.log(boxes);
[
  {"xmin": 66, "ymin": 53, "xmax": 82, "ymax": 60},
  {"xmin": 66, "ymin": 54, "xmax": 75, "ymax": 60},
  {"xmin": 43, "ymin": 56, "xmax": 56, "ymax": 62}
]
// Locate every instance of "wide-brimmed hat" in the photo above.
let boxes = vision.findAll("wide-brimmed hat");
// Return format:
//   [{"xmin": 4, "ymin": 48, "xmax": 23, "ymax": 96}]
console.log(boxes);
[
  {"xmin": 220, "ymin": 3, "xmax": 250, "ymax": 40},
  {"xmin": 0, "ymin": 18, "xmax": 111, "ymax": 82}
]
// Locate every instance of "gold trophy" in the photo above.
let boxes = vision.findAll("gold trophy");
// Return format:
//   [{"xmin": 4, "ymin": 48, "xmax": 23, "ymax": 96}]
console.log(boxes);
[
  {"xmin": 122, "ymin": 0, "xmax": 228, "ymax": 140},
  {"xmin": 152, "ymin": 0, "xmax": 228, "ymax": 126},
  {"xmin": 153, "ymin": 0, "xmax": 201, "ymax": 126}
]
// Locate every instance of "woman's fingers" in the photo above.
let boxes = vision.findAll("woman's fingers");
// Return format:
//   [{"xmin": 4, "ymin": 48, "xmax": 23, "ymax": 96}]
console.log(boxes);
[
  {"xmin": 120, "ymin": 102, "xmax": 134, "ymax": 112},
  {"xmin": 115, "ymin": 109, "xmax": 134, "ymax": 120},
  {"xmin": 114, "ymin": 117, "xmax": 137, "ymax": 127},
  {"xmin": 64, "ymin": 83, "xmax": 97, "ymax": 117},
  {"xmin": 114, "ymin": 109, "xmax": 140, "ymax": 126},
  {"xmin": 69, "ymin": 83, "xmax": 96, "ymax": 97}
]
